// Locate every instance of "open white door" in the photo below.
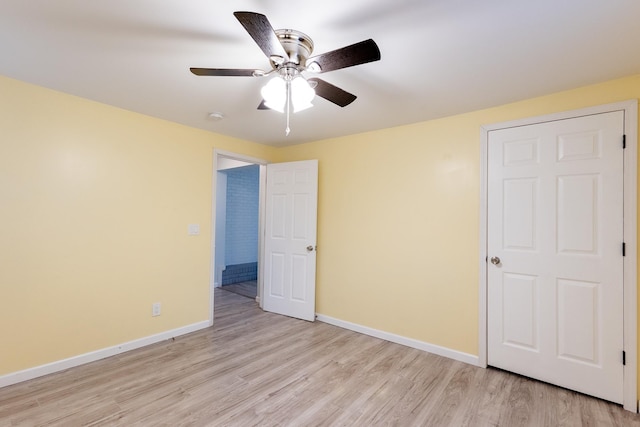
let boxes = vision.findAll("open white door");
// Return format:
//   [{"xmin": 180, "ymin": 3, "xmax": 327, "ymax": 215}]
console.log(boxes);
[{"xmin": 263, "ymin": 160, "xmax": 318, "ymax": 321}]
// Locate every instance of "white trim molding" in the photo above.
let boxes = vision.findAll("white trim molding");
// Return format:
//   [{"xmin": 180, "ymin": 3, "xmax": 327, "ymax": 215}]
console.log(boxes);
[
  {"xmin": 316, "ymin": 314, "xmax": 480, "ymax": 367},
  {"xmin": 0, "ymin": 321, "xmax": 209, "ymax": 389},
  {"xmin": 479, "ymin": 100, "xmax": 638, "ymax": 412}
]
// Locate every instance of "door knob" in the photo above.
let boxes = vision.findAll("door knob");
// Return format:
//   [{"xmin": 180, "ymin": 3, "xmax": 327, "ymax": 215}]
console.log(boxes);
[
  {"xmin": 306, "ymin": 245, "xmax": 315, "ymax": 252},
  {"xmin": 490, "ymin": 256, "xmax": 501, "ymax": 265}
]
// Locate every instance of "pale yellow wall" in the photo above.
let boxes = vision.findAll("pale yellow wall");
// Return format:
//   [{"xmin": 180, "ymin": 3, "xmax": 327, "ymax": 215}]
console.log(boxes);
[
  {"xmin": 2, "ymin": 72, "xmax": 640, "ymax": 392},
  {"xmin": 0, "ymin": 75, "xmax": 277, "ymax": 375},
  {"xmin": 276, "ymin": 74, "xmax": 640, "ymax": 358}
]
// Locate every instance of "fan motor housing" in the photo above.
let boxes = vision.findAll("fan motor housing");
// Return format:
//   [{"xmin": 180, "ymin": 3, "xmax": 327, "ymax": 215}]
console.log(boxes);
[{"xmin": 274, "ymin": 29, "xmax": 314, "ymax": 68}]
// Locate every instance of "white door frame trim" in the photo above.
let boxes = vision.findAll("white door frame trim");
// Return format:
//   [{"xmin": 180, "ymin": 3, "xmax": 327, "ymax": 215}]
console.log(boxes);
[
  {"xmin": 478, "ymin": 100, "xmax": 638, "ymax": 412},
  {"xmin": 210, "ymin": 149, "xmax": 268, "ymax": 325}
]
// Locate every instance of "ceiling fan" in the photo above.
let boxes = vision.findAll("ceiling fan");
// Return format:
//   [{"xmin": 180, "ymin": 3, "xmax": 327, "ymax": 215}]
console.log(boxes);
[{"xmin": 190, "ymin": 11, "xmax": 381, "ymax": 134}]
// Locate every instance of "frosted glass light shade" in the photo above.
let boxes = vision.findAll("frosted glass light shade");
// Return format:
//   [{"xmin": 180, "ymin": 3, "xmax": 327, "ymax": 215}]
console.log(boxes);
[
  {"xmin": 290, "ymin": 76, "xmax": 315, "ymax": 112},
  {"xmin": 261, "ymin": 77, "xmax": 287, "ymax": 112},
  {"xmin": 261, "ymin": 75, "xmax": 315, "ymax": 113}
]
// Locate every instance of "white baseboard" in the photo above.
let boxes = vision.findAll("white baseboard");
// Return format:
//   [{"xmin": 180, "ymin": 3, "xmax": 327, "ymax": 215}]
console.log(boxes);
[
  {"xmin": 315, "ymin": 314, "xmax": 481, "ymax": 367},
  {"xmin": 0, "ymin": 321, "xmax": 210, "ymax": 389},
  {"xmin": 2, "ymin": 315, "xmax": 481, "ymax": 389}
]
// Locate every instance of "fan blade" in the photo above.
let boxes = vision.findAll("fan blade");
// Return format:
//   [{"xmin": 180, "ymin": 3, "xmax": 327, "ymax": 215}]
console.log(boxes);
[
  {"xmin": 234, "ymin": 11, "xmax": 288, "ymax": 62},
  {"xmin": 307, "ymin": 39, "xmax": 380, "ymax": 73},
  {"xmin": 190, "ymin": 68, "xmax": 259, "ymax": 77},
  {"xmin": 308, "ymin": 78, "xmax": 357, "ymax": 107}
]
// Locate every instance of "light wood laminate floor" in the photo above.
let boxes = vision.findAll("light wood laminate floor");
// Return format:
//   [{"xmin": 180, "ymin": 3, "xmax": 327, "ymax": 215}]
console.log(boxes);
[
  {"xmin": 220, "ymin": 280, "xmax": 257, "ymax": 299},
  {"xmin": 2, "ymin": 289, "xmax": 639, "ymax": 426}
]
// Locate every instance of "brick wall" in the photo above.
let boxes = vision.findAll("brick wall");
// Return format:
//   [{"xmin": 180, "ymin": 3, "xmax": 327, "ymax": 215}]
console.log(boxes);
[
  {"xmin": 221, "ymin": 262, "xmax": 257, "ymax": 285},
  {"xmin": 224, "ymin": 164, "xmax": 259, "ymax": 272}
]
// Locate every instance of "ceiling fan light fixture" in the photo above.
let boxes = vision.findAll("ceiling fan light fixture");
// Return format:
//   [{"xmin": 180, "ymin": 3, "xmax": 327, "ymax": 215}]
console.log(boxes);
[
  {"xmin": 191, "ymin": 12, "xmax": 381, "ymax": 136},
  {"xmin": 261, "ymin": 75, "xmax": 315, "ymax": 113},
  {"xmin": 261, "ymin": 76, "xmax": 287, "ymax": 112},
  {"xmin": 290, "ymin": 75, "xmax": 315, "ymax": 112}
]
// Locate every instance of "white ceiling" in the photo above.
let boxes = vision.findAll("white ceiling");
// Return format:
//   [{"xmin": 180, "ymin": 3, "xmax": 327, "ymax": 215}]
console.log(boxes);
[{"xmin": 1, "ymin": 0, "xmax": 639, "ymax": 147}]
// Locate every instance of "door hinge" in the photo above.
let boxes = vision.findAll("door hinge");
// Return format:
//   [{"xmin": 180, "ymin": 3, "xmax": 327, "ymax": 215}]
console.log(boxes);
[
  {"xmin": 623, "ymin": 350, "xmax": 626, "ymax": 365},
  {"xmin": 623, "ymin": 242, "xmax": 626, "ymax": 256},
  {"xmin": 623, "ymin": 134, "xmax": 627, "ymax": 149}
]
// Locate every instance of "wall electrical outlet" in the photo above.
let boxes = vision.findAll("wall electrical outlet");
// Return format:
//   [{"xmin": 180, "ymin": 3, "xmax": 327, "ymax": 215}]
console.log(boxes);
[{"xmin": 152, "ymin": 302, "xmax": 161, "ymax": 317}]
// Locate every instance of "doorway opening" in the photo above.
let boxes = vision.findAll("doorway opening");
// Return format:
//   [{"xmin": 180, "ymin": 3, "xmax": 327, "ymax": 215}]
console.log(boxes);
[
  {"xmin": 210, "ymin": 153, "xmax": 319, "ymax": 324},
  {"xmin": 211, "ymin": 150, "xmax": 267, "ymax": 321},
  {"xmin": 216, "ymin": 163, "xmax": 259, "ymax": 299}
]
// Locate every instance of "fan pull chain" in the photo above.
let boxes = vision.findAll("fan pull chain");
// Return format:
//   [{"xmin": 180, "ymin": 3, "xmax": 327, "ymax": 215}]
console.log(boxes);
[{"xmin": 285, "ymin": 79, "xmax": 291, "ymax": 136}]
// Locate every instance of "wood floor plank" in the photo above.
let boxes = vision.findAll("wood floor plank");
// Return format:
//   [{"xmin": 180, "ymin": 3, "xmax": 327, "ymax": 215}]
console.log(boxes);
[
  {"xmin": 458, "ymin": 367, "xmax": 514, "ymax": 427},
  {"xmin": 220, "ymin": 281, "xmax": 257, "ymax": 299},
  {"xmin": 2, "ymin": 288, "xmax": 640, "ymax": 426}
]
